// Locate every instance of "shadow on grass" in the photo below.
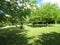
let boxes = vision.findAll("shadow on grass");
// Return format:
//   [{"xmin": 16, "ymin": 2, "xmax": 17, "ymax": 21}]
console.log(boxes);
[
  {"xmin": 35, "ymin": 32, "xmax": 60, "ymax": 45},
  {"xmin": 28, "ymin": 24, "xmax": 53, "ymax": 28},
  {"xmin": 28, "ymin": 24, "xmax": 47, "ymax": 28},
  {"xmin": 0, "ymin": 27, "xmax": 60, "ymax": 45},
  {"xmin": 0, "ymin": 27, "xmax": 28, "ymax": 45}
]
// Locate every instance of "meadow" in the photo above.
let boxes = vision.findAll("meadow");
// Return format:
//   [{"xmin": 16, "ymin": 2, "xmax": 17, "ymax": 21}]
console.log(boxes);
[{"xmin": 0, "ymin": 24, "xmax": 60, "ymax": 45}]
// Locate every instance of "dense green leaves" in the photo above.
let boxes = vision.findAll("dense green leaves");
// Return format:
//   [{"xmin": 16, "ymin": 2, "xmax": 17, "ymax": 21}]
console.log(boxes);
[
  {"xmin": 0, "ymin": 0, "xmax": 60, "ymax": 26},
  {"xmin": 29, "ymin": 3, "xmax": 60, "ymax": 24}
]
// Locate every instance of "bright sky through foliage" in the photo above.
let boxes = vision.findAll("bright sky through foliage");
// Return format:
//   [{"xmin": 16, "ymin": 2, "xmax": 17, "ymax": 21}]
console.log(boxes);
[{"xmin": 38, "ymin": 0, "xmax": 60, "ymax": 7}]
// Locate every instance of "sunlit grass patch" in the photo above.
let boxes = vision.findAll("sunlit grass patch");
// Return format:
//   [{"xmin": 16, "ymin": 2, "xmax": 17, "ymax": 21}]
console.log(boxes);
[{"xmin": 0, "ymin": 24, "xmax": 60, "ymax": 45}]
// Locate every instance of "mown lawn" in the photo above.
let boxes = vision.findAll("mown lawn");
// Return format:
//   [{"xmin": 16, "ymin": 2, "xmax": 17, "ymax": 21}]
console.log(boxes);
[
  {"xmin": 0, "ymin": 24, "xmax": 60, "ymax": 45},
  {"xmin": 24, "ymin": 24, "xmax": 60, "ymax": 37},
  {"xmin": 24, "ymin": 24, "xmax": 60, "ymax": 45}
]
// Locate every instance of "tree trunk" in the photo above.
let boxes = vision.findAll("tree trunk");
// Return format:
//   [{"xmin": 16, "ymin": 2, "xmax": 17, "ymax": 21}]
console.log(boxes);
[
  {"xmin": 46, "ymin": 18, "xmax": 48, "ymax": 27},
  {"xmin": 20, "ymin": 22, "xmax": 24, "ymax": 29},
  {"xmin": 55, "ymin": 20, "xmax": 57, "ymax": 24},
  {"xmin": 46, "ymin": 22, "xmax": 48, "ymax": 27}
]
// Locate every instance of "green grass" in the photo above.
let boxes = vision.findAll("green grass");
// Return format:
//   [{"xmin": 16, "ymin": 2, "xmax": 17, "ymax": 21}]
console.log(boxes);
[
  {"xmin": 24, "ymin": 24, "xmax": 60, "ymax": 45},
  {"xmin": 0, "ymin": 24, "xmax": 60, "ymax": 45},
  {"xmin": 24, "ymin": 25, "xmax": 60, "ymax": 37}
]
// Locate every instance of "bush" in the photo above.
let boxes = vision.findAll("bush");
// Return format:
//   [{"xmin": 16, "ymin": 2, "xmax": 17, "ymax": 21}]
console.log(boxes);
[{"xmin": 0, "ymin": 23, "xmax": 3, "ymax": 27}]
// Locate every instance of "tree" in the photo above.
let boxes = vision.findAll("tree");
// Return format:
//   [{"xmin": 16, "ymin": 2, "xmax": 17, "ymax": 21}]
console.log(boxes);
[
  {"xmin": 29, "ymin": 3, "xmax": 59, "ymax": 26},
  {"xmin": 0, "ymin": 0, "xmax": 36, "ymax": 28},
  {"xmin": 40, "ymin": 3, "xmax": 59, "ymax": 25},
  {"xmin": 41, "ymin": 3, "xmax": 59, "ymax": 24},
  {"xmin": 9, "ymin": 0, "xmax": 38, "ymax": 28},
  {"xmin": 29, "ymin": 8, "xmax": 42, "ymax": 24}
]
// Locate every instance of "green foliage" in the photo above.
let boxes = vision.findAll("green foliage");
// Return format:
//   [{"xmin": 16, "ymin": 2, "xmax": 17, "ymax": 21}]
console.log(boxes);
[
  {"xmin": 29, "ymin": 3, "xmax": 60, "ymax": 24},
  {"xmin": 0, "ymin": 0, "xmax": 32, "ymax": 26},
  {"xmin": 0, "ymin": 0, "xmax": 60, "ymax": 26},
  {"xmin": 0, "ymin": 14, "xmax": 6, "ymax": 22}
]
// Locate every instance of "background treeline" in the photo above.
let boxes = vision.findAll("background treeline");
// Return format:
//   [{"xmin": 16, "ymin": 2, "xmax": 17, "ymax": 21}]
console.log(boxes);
[
  {"xmin": 0, "ymin": 0, "xmax": 60, "ymax": 27},
  {"xmin": 29, "ymin": 3, "xmax": 60, "ymax": 25}
]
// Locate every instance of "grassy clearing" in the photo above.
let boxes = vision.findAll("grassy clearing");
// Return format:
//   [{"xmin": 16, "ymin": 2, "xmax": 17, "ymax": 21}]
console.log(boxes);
[
  {"xmin": 24, "ymin": 25, "xmax": 60, "ymax": 37},
  {"xmin": 0, "ymin": 24, "xmax": 60, "ymax": 45},
  {"xmin": 24, "ymin": 24, "xmax": 60, "ymax": 45}
]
